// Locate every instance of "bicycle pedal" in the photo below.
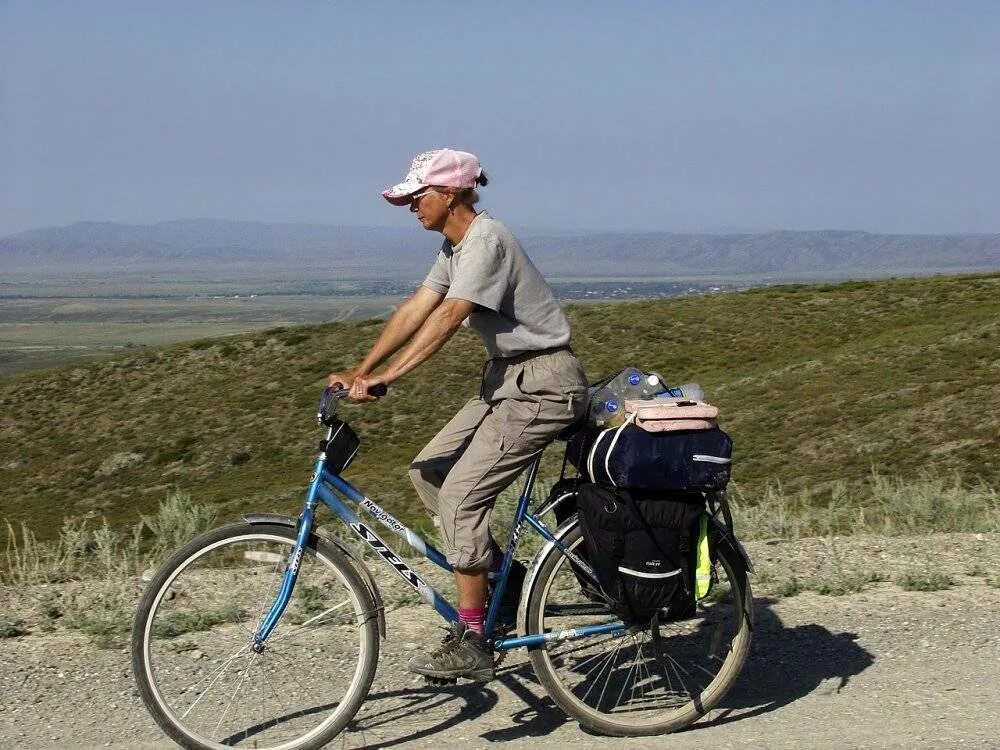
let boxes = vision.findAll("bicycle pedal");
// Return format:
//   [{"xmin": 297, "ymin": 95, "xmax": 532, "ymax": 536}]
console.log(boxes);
[{"xmin": 423, "ymin": 675, "xmax": 458, "ymax": 687}]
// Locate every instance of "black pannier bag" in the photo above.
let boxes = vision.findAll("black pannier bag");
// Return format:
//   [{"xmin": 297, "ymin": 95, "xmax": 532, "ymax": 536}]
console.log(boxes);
[
  {"xmin": 575, "ymin": 482, "xmax": 705, "ymax": 624},
  {"xmin": 569, "ymin": 423, "xmax": 732, "ymax": 491},
  {"xmin": 544, "ymin": 478, "xmax": 605, "ymax": 602}
]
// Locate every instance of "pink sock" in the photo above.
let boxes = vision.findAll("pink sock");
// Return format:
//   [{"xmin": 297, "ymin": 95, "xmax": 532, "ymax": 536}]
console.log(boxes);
[{"xmin": 458, "ymin": 607, "xmax": 485, "ymax": 635}]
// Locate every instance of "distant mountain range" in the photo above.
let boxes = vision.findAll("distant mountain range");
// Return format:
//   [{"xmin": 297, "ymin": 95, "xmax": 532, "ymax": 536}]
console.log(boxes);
[{"xmin": 2, "ymin": 218, "xmax": 998, "ymax": 280}]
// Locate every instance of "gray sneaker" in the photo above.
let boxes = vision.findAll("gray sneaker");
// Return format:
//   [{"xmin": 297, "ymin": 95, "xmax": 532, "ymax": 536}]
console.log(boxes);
[{"xmin": 406, "ymin": 625, "xmax": 495, "ymax": 682}]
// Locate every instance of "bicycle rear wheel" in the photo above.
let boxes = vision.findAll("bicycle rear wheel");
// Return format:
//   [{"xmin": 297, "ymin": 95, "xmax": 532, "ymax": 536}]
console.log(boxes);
[
  {"xmin": 525, "ymin": 520, "xmax": 752, "ymax": 736},
  {"xmin": 132, "ymin": 522, "xmax": 379, "ymax": 750}
]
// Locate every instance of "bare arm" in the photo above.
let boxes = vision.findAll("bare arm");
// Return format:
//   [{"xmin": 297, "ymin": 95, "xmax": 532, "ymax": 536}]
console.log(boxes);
[
  {"xmin": 330, "ymin": 285, "xmax": 443, "ymax": 384},
  {"xmin": 356, "ymin": 285, "xmax": 446, "ymax": 376},
  {"xmin": 380, "ymin": 297, "xmax": 476, "ymax": 383},
  {"xmin": 343, "ymin": 297, "xmax": 476, "ymax": 401}
]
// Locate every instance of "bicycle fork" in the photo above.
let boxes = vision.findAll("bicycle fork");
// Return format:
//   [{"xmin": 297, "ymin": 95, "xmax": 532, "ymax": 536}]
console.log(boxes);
[{"xmin": 251, "ymin": 463, "xmax": 324, "ymax": 650}]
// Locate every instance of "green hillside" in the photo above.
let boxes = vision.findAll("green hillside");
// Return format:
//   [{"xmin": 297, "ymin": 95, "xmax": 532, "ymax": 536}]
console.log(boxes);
[{"xmin": 1, "ymin": 273, "xmax": 997, "ymax": 541}]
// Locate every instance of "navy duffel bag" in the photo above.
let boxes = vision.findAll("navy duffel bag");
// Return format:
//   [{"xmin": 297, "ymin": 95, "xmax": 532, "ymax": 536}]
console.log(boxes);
[{"xmin": 568, "ymin": 422, "xmax": 733, "ymax": 491}]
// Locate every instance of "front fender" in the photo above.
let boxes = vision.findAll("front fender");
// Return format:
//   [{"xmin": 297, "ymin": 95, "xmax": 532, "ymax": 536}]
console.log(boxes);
[{"xmin": 243, "ymin": 513, "xmax": 387, "ymax": 639}]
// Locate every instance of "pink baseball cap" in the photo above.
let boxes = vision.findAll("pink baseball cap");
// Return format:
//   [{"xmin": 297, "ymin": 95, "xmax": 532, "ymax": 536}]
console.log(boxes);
[{"xmin": 382, "ymin": 148, "xmax": 482, "ymax": 205}]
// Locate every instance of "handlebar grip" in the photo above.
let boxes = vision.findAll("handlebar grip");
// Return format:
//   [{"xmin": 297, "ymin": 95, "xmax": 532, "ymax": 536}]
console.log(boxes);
[{"xmin": 326, "ymin": 383, "xmax": 388, "ymax": 398}]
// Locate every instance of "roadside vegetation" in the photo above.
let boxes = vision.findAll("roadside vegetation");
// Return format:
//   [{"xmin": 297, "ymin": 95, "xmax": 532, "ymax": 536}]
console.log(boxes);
[
  {"xmin": 1, "ymin": 273, "xmax": 998, "ymax": 643},
  {"xmin": 0, "ymin": 490, "xmax": 218, "ymax": 647},
  {"xmin": 3, "ymin": 469, "xmax": 998, "ymax": 646},
  {"xmin": 730, "ymin": 471, "xmax": 999, "ymax": 540}
]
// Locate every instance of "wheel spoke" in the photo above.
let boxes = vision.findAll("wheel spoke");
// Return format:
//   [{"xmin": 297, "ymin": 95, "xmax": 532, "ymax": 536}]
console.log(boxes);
[
  {"xmin": 134, "ymin": 524, "xmax": 379, "ymax": 750},
  {"xmin": 180, "ymin": 642, "xmax": 254, "ymax": 720},
  {"xmin": 527, "ymin": 521, "xmax": 752, "ymax": 734}
]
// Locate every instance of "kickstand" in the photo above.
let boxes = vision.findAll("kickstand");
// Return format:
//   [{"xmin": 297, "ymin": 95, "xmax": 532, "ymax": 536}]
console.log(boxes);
[{"xmin": 649, "ymin": 612, "xmax": 670, "ymax": 682}]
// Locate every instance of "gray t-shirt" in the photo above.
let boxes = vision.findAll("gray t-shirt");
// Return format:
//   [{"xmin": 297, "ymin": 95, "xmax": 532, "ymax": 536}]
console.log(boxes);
[{"xmin": 422, "ymin": 212, "xmax": 571, "ymax": 358}]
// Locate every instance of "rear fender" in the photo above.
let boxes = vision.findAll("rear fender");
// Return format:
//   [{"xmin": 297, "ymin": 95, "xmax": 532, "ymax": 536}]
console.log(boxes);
[
  {"xmin": 517, "ymin": 514, "xmax": 598, "ymax": 638},
  {"xmin": 243, "ymin": 512, "xmax": 387, "ymax": 639},
  {"xmin": 709, "ymin": 517, "xmax": 755, "ymax": 574}
]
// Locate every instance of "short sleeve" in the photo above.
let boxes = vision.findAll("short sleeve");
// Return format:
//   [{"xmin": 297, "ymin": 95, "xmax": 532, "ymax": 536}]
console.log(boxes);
[
  {"xmin": 422, "ymin": 248, "xmax": 451, "ymax": 295},
  {"xmin": 446, "ymin": 232, "xmax": 510, "ymax": 312}
]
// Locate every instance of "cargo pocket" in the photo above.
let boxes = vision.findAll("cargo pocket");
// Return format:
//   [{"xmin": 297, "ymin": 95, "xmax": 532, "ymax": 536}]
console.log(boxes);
[
  {"xmin": 493, "ymin": 397, "xmax": 543, "ymax": 454},
  {"xmin": 519, "ymin": 356, "xmax": 589, "ymax": 422}
]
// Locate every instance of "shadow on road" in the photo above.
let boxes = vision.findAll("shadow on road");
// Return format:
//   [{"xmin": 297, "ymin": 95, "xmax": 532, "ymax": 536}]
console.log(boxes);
[
  {"xmin": 480, "ymin": 665, "xmax": 571, "ymax": 742},
  {"xmin": 348, "ymin": 682, "xmax": 499, "ymax": 748},
  {"xmin": 349, "ymin": 596, "xmax": 875, "ymax": 746},
  {"xmin": 697, "ymin": 596, "xmax": 876, "ymax": 728}
]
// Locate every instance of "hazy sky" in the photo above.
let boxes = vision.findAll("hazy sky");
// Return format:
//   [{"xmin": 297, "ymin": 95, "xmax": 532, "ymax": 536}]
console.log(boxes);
[{"xmin": 2, "ymin": 1, "xmax": 998, "ymax": 236}]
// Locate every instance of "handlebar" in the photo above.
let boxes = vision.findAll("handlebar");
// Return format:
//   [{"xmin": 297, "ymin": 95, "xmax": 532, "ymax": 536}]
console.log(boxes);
[
  {"xmin": 326, "ymin": 383, "xmax": 388, "ymax": 399},
  {"xmin": 318, "ymin": 383, "xmax": 388, "ymax": 425}
]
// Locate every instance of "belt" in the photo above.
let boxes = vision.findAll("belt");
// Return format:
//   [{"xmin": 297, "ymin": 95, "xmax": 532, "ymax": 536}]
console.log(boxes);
[
  {"xmin": 488, "ymin": 344, "xmax": 574, "ymax": 366},
  {"xmin": 479, "ymin": 345, "xmax": 574, "ymax": 401}
]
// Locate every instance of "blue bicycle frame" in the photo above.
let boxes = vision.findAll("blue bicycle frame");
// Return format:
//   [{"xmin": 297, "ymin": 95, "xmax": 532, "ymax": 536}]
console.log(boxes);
[{"xmin": 252, "ymin": 389, "xmax": 624, "ymax": 654}]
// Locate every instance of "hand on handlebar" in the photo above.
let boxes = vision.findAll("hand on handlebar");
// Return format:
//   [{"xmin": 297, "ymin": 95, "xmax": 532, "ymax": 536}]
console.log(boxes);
[
  {"xmin": 327, "ymin": 371, "xmax": 389, "ymax": 402},
  {"xmin": 346, "ymin": 374, "xmax": 389, "ymax": 402},
  {"xmin": 327, "ymin": 370, "xmax": 357, "ymax": 391}
]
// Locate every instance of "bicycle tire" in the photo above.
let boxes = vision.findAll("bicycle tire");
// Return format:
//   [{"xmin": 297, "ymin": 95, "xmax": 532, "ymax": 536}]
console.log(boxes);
[
  {"xmin": 525, "ymin": 519, "xmax": 753, "ymax": 736},
  {"xmin": 132, "ymin": 522, "xmax": 380, "ymax": 750}
]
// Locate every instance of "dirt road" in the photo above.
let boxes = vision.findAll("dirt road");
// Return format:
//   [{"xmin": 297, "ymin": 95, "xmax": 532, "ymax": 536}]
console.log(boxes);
[{"xmin": 2, "ymin": 535, "xmax": 998, "ymax": 749}]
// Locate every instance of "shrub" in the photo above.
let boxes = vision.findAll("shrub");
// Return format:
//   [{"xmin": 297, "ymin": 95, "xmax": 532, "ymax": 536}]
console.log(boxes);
[
  {"xmin": 805, "ymin": 570, "xmax": 880, "ymax": 596},
  {"xmin": 0, "ymin": 614, "xmax": 28, "ymax": 638},
  {"xmin": 230, "ymin": 450, "xmax": 252, "ymax": 466},
  {"xmin": 154, "ymin": 434, "xmax": 198, "ymax": 464},
  {"xmin": 896, "ymin": 570, "xmax": 953, "ymax": 592},
  {"xmin": 2, "ymin": 491, "xmax": 217, "ymax": 587},
  {"xmin": 150, "ymin": 603, "xmax": 241, "ymax": 638},
  {"xmin": 141, "ymin": 490, "xmax": 218, "ymax": 559},
  {"xmin": 775, "ymin": 577, "xmax": 803, "ymax": 598},
  {"xmin": 3, "ymin": 517, "xmax": 101, "ymax": 585}
]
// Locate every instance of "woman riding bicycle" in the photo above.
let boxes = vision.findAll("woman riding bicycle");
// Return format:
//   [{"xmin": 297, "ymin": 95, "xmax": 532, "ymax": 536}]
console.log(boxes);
[{"xmin": 328, "ymin": 148, "xmax": 588, "ymax": 680}]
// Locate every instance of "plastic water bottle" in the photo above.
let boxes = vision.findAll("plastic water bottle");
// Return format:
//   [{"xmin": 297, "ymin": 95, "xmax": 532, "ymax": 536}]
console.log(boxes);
[
  {"xmin": 667, "ymin": 382, "xmax": 705, "ymax": 401},
  {"xmin": 587, "ymin": 392, "xmax": 623, "ymax": 428},
  {"xmin": 611, "ymin": 367, "xmax": 663, "ymax": 400},
  {"xmin": 588, "ymin": 368, "xmax": 666, "ymax": 427}
]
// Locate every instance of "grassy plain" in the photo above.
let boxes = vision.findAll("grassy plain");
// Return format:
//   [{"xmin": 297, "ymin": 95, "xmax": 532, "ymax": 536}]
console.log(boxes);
[
  {"xmin": 0, "ymin": 295, "xmax": 400, "ymax": 375},
  {"xmin": 0, "ymin": 272, "xmax": 997, "ymax": 544}
]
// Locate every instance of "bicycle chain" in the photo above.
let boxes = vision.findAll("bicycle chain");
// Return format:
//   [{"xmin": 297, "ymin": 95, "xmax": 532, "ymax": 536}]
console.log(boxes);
[{"xmin": 490, "ymin": 622, "xmax": 514, "ymax": 670}]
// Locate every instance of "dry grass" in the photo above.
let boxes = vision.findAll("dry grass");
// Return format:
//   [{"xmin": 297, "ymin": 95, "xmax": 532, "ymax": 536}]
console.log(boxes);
[
  {"xmin": 730, "ymin": 470, "xmax": 999, "ymax": 541},
  {"xmin": 896, "ymin": 570, "xmax": 953, "ymax": 592},
  {"xmin": 1, "ymin": 490, "xmax": 221, "ymax": 646}
]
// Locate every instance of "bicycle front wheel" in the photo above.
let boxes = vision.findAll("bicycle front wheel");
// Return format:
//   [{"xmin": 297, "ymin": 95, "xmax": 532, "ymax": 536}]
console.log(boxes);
[
  {"xmin": 132, "ymin": 522, "xmax": 380, "ymax": 750},
  {"xmin": 525, "ymin": 520, "xmax": 753, "ymax": 736}
]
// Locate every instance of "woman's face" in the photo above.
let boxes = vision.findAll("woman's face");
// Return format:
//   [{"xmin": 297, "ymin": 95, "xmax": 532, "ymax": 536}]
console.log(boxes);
[{"xmin": 409, "ymin": 188, "xmax": 449, "ymax": 232}]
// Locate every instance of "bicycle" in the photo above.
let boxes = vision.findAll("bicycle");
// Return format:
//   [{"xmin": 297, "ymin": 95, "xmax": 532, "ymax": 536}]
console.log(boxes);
[{"xmin": 132, "ymin": 385, "xmax": 755, "ymax": 749}]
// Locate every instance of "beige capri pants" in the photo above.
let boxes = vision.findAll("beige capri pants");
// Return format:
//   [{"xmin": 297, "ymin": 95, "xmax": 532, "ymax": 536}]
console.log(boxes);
[{"xmin": 408, "ymin": 348, "xmax": 588, "ymax": 570}]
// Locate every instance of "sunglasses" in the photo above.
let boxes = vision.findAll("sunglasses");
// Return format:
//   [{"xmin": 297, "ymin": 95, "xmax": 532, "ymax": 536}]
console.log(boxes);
[{"xmin": 409, "ymin": 188, "xmax": 437, "ymax": 204}]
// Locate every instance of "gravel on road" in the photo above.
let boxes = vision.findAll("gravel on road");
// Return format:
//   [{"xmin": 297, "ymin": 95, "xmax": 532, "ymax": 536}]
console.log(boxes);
[{"xmin": 2, "ymin": 533, "xmax": 998, "ymax": 750}]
